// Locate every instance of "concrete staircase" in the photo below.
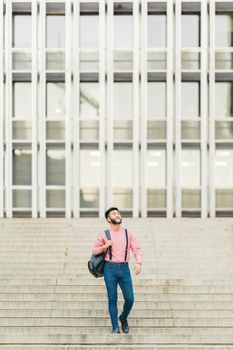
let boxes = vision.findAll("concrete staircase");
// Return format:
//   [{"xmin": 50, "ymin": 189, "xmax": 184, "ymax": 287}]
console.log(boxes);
[{"xmin": 0, "ymin": 218, "xmax": 233, "ymax": 349}]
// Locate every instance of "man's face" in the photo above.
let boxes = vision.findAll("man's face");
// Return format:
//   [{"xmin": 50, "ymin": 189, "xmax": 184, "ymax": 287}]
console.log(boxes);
[{"xmin": 108, "ymin": 210, "xmax": 122, "ymax": 225}]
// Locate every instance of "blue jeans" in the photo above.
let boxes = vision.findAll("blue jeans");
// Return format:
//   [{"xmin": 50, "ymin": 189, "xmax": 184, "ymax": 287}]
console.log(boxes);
[{"xmin": 103, "ymin": 262, "xmax": 134, "ymax": 330}]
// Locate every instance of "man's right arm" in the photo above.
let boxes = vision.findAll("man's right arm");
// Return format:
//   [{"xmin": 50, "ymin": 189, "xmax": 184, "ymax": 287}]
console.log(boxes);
[{"xmin": 92, "ymin": 233, "xmax": 112, "ymax": 255}]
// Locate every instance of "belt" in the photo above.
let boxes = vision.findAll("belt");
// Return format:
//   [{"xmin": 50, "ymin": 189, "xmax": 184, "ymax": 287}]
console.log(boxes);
[{"xmin": 105, "ymin": 261, "xmax": 128, "ymax": 265}]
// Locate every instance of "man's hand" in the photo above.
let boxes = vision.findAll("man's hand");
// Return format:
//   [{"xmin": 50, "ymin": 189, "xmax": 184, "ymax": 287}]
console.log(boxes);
[
  {"xmin": 134, "ymin": 263, "xmax": 142, "ymax": 275},
  {"xmin": 103, "ymin": 240, "xmax": 112, "ymax": 251}
]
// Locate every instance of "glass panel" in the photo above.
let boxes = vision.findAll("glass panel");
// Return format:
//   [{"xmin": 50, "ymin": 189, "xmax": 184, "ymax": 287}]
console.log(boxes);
[
  {"xmin": 216, "ymin": 189, "xmax": 233, "ymax": 208},
  {"xmin": 181, "ymin": 121, "xmax": 200, "ymax": 139},
  {"xmin": 215, "ymin": 82, "xmax": 233, "ymax": 118},
  {"xmin": 46, "ymin": 82, "xmax": 65, "ymax": 118},
  {"xmin": 13, "ymin": 82, "xmax": 32, "ymax": 119},
  {"xmin": 215, "ymin": 149, "xmax": 233, "ymax": 188},
  {"xmin": 147, "ymin": 121, "xmax": 166, "ymax": 140},
  {"xmin": 46, "ymin": 52, "xmax": 65, "ymax": 70},
  {"xmin": 80, "ymin": 189, "xmax": 99, "ymax": 208},
  {"xmin": 13, "ymin": 15, "xmax": 31, "ymax": 48},
  {"xmin": 113, "ymin": 189, "xmax": 132, "ymax": 209},
  {"xmin": 13, "ymin": 121, "xmax": 32, "ymax": 140},
  {"xmin": 13, "ymin": 150, "xmax": 32, "ymax": 185},
  {"xmin": 148, "ymin": 15, "xmax": 166, "ymax": 48},
  {"xmin": 147, "ymin": 82, "xmax": 166, "ymax": 118},
  {"xmin": 13, "ymin": 190, "xmax": 31, "ymax": 208},
  {"xmin": 12, "ymin": 53, "xmax": 31, "ymax": 70},
  {"xmin": 215, "ymin": 53, "xmax": 233, "ymax": 69},
  {"xmin": 215, "ymin": 122, "xmax": 233, "ymax": 139},
  {"xmin": 46, "ymin": 150, "xmax": 65, "ymax": 185},
  {"xmin": 80, "ymin": 150, "xmax": 100, "ymax": 208},
  {"xmin": 80, "ymin": 120, "xmax": 99, "ymax": 140},
  {"xmin": 181, "ymin": 149, "xmax": 200, "ymax": 188},
  {"xmin": 146, "ymin": 149, "xmax": 166, "ymax": 188},
  {"xmin": 181, "ymin": 52, "xmax": 200, "ymax": 69},
  {"xmin": 114, "ymin": 15, "xmax": 133, "ymax": 48},
  {"xmin": 148, "ymin": 52, "xmax": 166, "ymax": 70},
  {"xmin": 215, "ymin": 15, "xmax": 233, "ymax": 47},
  {"xmin": 80, "ymin": 51, "xmax": 99, "ymax": 71},
  {"xmin": 46, "ymin": 15, "xmax": 65, "ymax": 48},
  {"xmin": 80, "ymin": 82, "xmax": 99, "ymax": 119},
  {"xmin": 147, "ymin": 189, "xmax": 166, "ymax": 209},
  {"xmin": 46, "ymin": 190, "xmax": 65, "ymax": 208},
  {"xmin": 113, "ymin": 120, "xmax": 132, "ymax": 141},
  {"xmin": 114, "ymin": 51, "xmax": 133, "ymax": 70},
  {"xmin": 181, "ymin": 82, "xmax": 200, "ymax": 118},
  {"xmin": 182, "ymin": 189, "xmax": 201, "ymax": 208},
  {"xmin": 80, "ymin": 15, "xmax": 99, "ymax": 48},
  {"xmin": 182, "ymin": 15, "xmax": 200, "ymax": 47},
  {"xmin": 113, "ymin": 150, "xmax": 133, "ymax": 208},
  {"xmin": 113, "ymin": 83, "xmax": 133, "ymax": 119},
  {"xmin": 46, "ymin": 121, "xmax": 65, "ymax": 140}
]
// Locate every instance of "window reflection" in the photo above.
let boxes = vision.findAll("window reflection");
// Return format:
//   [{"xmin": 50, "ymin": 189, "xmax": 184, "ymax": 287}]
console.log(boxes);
[
  {"xmin": 113, "ymin": 83, "xmax": 133, "ymax": 119},
  {"xmin": 80, "ymin": 83, "xmax": 99, "ymax": 119},
  {"xmin": 182, "ymin": 15, "xmax": 200, "ymax": 47},
  {"xmin": 46, "ymin": 15, "xmax": 65, "ymax": 48},
  {"xmin": 13, "ymin": 150, "xmax": 32, "ymax": 185},
  {"xmin": 46, "ymin": 82, "xmax": 65, "ymax": 118},
  {"xmin": 146, "ymin": 150, "xmax": 166, "ymax": 188},
  {"xmin": 181, "ymin": 149, "xmax": 200, "ymax": 188},
  {"xmin": 13, "ymin": 15, "xmax": 31, "ymax": 48},
  {"xmin": 114, "ymin": 15, "xmax": 133, "ymax": 48},
  {"xmin": 13, "ymin": 82, "xmax": 32, "ymax": 119},
  {"xmin": 80, "ymin": 15, "xmax": 99, "ymax": 48},
  {"xmin": 46, "ymin": 150, "xmax": 65, "ymax": 186},
  {"xmin": 215, "ymin": 149, "xmax": 233, "ymax": 188},
  {"xmin": 113, "ymin": 150, "xmax": 133, "ymax": 208},
  {"xmin": 148, "ymin": 15, "xmax": 166, "ymax": 48},
  {"xmin": 80, "ymin": 150, "xmax": 100, "ymax": 208},
  {"xmin": 147, "ymin": 82, "xmax": 166, "ymax": 119},
  {"xmin": 181, "ymin": 82, "xmax": 200, "ymax": 118},
  {"xmin": 215, "ymin": 82, "xmax": 233, "ymax": 118},
  {"xmin": 215, "ymin": 14, "xmax": 233, "ymax": 47}
]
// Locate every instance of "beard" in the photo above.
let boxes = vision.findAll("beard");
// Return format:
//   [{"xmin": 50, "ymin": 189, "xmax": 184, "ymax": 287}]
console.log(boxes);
[{"xmin": 110, "ymin": 218, "xmax": 122, "ymax": 225}]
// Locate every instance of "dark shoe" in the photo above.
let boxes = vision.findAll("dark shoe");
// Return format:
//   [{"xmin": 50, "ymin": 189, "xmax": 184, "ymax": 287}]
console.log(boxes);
[
  {"xmin": 119, "ymin": 315, "xmax": 129, "ymax": 334},
  {"xmin": 111, "ymin": 327, "xmax": 120, "ymax": 334}
]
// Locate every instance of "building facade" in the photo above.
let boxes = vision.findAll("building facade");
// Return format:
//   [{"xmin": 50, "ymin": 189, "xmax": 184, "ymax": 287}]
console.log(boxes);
[{"xmin": 0, "ymin": 0, "xmax": 232, "ymax": 218}]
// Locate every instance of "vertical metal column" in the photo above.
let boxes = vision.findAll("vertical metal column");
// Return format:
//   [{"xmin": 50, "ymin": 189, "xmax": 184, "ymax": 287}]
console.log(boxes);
[
  {"xmin": 175, "ymin": 0, "xmax": 182, "ymax": 217},
  {"xmin": 209, "ymin": 0, "xmax": 216, "ymax": 217},
  {"xmin": 38, "ymin": 0, "xmax": 46, "ymax": 217},
  {"xmin": 106, "ymin": 0, "xmax": 113, "ymax": 207},
  {"xmin": 140, "ymin": 0, "xmax": 147, "ymax": 217},
  {"xmin": 166, "ymin": 0, "xmax": 174, "ymax": 218},
  {"xmin": 201, "ymin": 0, "xmax": 208, "ymax": 218},
  {"xmin": 32, "ymin": 0, "xmax": 38, "ymax": 218},
  {"xmin": 73, "ymin": 0, "xmax": 80, "ymax": 217},
  {"xmin": 5, "ymin": 0, "xmax": 13, "ymax": 217},
  {"xmin": 99, "ymin": 0, "xmax": 106, "ymax": 217},
  {"xmin": 65, "ymin": 0, "xmax": 72, "ymax": 217},
  {"xmin": 0, "ymin": 0, "xmax": 4, "ymax": 217},
  {"xmin": 133, "ymin": 0, "xmax": 139, "ymax": 217}
]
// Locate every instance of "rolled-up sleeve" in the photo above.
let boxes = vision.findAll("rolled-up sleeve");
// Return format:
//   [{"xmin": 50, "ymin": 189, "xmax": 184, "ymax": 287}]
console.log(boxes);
[
  {"xmin": 92, "ymin": 233, "xmax": 106, "ymax": 255},
  {"xmin": 130, "ymin": 232, "xmax": 142, "ymax": 265}
]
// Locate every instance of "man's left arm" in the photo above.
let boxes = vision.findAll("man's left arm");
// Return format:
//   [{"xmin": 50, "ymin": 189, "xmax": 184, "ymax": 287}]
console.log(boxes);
[{"xmin": 129, "ymin": 231, "xmax": 142, "ymax": 275}]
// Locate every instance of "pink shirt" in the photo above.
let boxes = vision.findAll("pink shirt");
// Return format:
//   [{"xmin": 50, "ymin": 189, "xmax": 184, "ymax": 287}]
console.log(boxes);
[{"xmin": 92, "ymin": 226, "xmax": 142, "ymax": 264}]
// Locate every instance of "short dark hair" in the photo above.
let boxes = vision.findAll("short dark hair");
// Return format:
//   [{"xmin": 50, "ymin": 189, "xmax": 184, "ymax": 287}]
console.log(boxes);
[{"xmin": 105, "ymin": 207, "xmax": 119, "ymax": 220}]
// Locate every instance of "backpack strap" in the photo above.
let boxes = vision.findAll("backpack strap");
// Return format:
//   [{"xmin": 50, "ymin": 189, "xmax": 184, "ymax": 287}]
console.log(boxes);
[
  {"xmin": 105, "ymin": 229, "xmax": 112, "ymax": 261},
  {"xmin": 124, "ymin": 229, "xmax": 128, "ymax": 261}
]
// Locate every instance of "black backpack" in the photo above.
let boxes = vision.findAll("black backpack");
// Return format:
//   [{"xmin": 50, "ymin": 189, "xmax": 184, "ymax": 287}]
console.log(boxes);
[{"xmin": 88, "ymin": 229, "xmax": 128, "ymax": 278}]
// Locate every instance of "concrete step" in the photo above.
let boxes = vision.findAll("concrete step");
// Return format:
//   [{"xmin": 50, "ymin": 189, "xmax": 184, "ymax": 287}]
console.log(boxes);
[
  {"xmin": 1, "ymin": 326, "xmax": 233, "ymax": 335},
  {"xmin": 1, "ymin": 333, "xmax": 233, "ymax": 344},
  {"xmin": 1, "ymin": 317, "xmax": 233, "ymax": 327}
]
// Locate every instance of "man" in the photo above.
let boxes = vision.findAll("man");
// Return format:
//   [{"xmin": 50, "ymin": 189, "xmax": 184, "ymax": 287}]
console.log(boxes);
[{"xmin": 92, "ymin": 207, "xmax": 142, "ymax": 334}]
